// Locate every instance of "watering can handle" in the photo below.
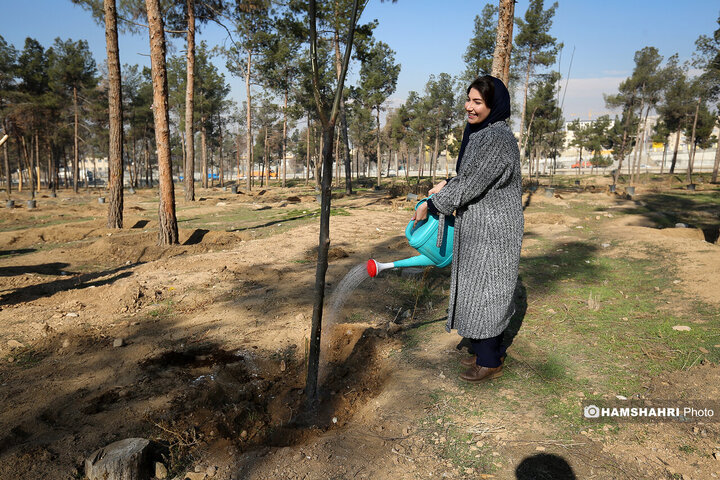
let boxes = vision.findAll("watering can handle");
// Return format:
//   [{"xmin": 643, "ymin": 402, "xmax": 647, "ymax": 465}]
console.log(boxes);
[{"xmin": 412, "ymin": 195, "xmax": 446, "ymax": 249}]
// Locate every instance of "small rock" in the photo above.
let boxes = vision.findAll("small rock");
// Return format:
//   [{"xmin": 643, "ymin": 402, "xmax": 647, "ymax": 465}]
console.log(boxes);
[
  {"xmin": 113, "ymin": 338, "xmax": 125, "ymax": 348},
  {"xmin": 672, "ymin": 325, "xmax": 691, "ymax": 332},
  {"xmin": 7, "ymin": 357, "xmax": 14, "ymax": 363},
  {"xmin": 616, "ymin": 395, "xmax": 627, "ymax": 400},
  {"xmin": 387, "ymin": 322, "xmax": 401, "ymax": 335},
  {"xmin": 62, "ymin": 339, "xmax": 71, "ymax": 349},
  {"xmin": 675, "ymin": 223, "xmax": 688, "ymax": 228},
  {"xmin": 216, "ymin": 202, "xmax": 227, "ymax": 206},
  {"xmin": 699, "ymin": 347, "xmax": 709, "ymax": 354},
  {"xmin": 240, "ymin": 430, "xmax": 248, "ymax": 439},
  {"xmin": 601, "ymin": 243, "xmax": 611, "ymax": 248},
  {"xmin": 292, "ymin": 452, "xmax": 304, "ymax": 462},
  {"xmin": 535, "ymin": 446, "xmax": 546, "ymax": 451},
  {"xmin": 7, "ymin": 340, "xmax": 24, "ymax": 349},
  {"xmin": 185, "ymin": 473, "xmax": 206, "ymax": 480},
  {"xmin": 66, "ymin": 312, "xmax": 79, "ymax": 317},
  {"xmin": 332, "ymin": 417, "xmax": 338, "ymax": 424},
  {"xmin": 206, "ymin": 466, "xmax": 217, "ymax": 477},
  {"xmin": 155, "ymin": 462, "xmax": 168, "ymax": 479},
  {"xmin": 280, "ymin": 360, "xmax": 286, "ymax": 372}
]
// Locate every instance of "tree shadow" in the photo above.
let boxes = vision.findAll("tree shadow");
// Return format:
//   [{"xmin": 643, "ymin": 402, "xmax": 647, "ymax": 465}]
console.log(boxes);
[
  {"xmin": 516, "ymin": 453, "xmax": 577, "ymax": 479},
  {"xmin": 131, "ymin": 220, "xmax": 150, "ymax": 229},
  {"xmin": 0, "ymin": 264, "xmax": 137, "ymax": 305},
  {"xmin": 612, "ymin": 191, "xmax": 720, "ymax": 243},
  {"xmin": 0, "ymin": 263, "xmax": 70, "ymax": 277},
  {"xmin": 183, "ymin": 229, "xmax": 210, "ymax": 245},
  {"xmin": 227, "ymin": 213, "xmax": 314, "ymax": 232},
  {"xmin": 0, "ymin": 248, "xmax": 36, "ymax": 257}
]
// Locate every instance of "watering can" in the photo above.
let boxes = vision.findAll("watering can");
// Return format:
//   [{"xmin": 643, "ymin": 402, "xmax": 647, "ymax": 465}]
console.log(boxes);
[{"xmin": 367, "ymin": 197, "xmax": 454, "ymax": 277}]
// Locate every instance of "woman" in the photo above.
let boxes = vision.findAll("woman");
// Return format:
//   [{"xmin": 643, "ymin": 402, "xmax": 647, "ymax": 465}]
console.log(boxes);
[{"xmin": 412, "ymin": 75, "xmax": 523, "ymax": 383}]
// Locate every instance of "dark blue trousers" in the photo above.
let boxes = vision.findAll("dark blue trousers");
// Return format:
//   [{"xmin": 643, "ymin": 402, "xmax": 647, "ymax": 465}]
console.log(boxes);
[{"xmin": 470, "ymin": 332, "xmax": 506, "ymax": 368}]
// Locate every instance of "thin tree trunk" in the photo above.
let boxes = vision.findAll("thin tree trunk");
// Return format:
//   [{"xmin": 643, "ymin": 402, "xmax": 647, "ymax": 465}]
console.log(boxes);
[
  {"xmin": 201, "ymin": 120, "xmax": 207, "ymax": 188},
  {"xmin": 669, "ymin": 130, "xmax": 681, "ymax": 174},
  {"xmin": 417, "ymin": 140, "xmax": 422, "ymax": 186},
  {"xmin": 629, "ymin": 98, "xmax": 646, "ymax": 185},
  {"xmin": 219, "ymin": 119, "xmax": 224, "ymax": 187},
  {"xmin": 491, "ymin": 0, "xmax": 515, "ymax": 86},
  {"xmin": 263, "ymin": 126, "xmax": 269, "ymax": 187},
  {"xmin": 282, "ymin": 90, "xmax": 288, "ymax": 187},
  {"xmin": 21, "ymin": 136, "xmax": 34, "ymax": 198},
  {"xmin": 146, "ymin": 0, "xmax": 179, "ymax": 245},
  {"xmin": 3, "ymin": 135, "xmax": 10, "ymax": 198},
  {"xmin": 236, "ymin": 129, "xmax": 241, "ymax": 181},
  {"xmin": 431, "ymin": 127, "xmax": 439, "ymax": 183},
  {"xmin": 306, "ymin": 115, "xmax": 311, "ymax": 185},
  {"xmin": 712, "ymin": 116, "xmax": 720, "ymax": 183},
  {"xmin": 105, "ymin": 0, "xmax": 124, "ymax": 228},
  {"xmin": 34, "ymin": 132, "xmax": 41, "ymax": 191},
  {"xmin": 376, "ymin": 108, "xmax": 381, "ymax": 188},
  {"xmin": 245, "ymin": 50, "xmax": 253, "ymax": 191},
  {"xmin": 184, "ymin": 0, "xmax": 196, "ymax": 201},
  {"xmin": 686, "ymin": 98, "xmax": 701, "ymax": 185},
  {"xmin": 635, "ymin": 106, "xmax": 650, "ymax": 182},
  {"xmin": 340, "ymin": 103, "xmax": 352, "ymax": 194},
  {"xmin": 16, "ymin": 138, "xmax": 24, "ymax": 192},
  {"xmin": 73, "ymin": 86, "xmax": 79, "ymax": 193},
  {"xmin": 612, "ymin": 110, "xmax": 635, "ymax": 186},
  {"xmin": 518, "ymin": 51, "xmax": 533, "ymax": 158}
]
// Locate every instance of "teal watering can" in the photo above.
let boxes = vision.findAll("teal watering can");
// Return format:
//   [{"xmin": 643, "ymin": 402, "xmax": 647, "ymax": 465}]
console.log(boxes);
[{"xmin": 367, "ymin": 197, "xmax": 454, "ymax": 277}]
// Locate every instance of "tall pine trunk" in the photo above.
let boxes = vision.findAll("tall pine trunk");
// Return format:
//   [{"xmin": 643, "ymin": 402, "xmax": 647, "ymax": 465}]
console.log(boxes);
[
  {"xmin": 491, "ymin": 0, "xmax": 515, "ymax": 86},
  {"xmin": 105, "ymin": 0, "xmax": 124, "ymax": 228},
  {"xmin": 146, "ymin": 0, "xmax": 178, "ymax": 245},
  {"xmin": 184, "ymin": 0, "xmax": 196, "ymax": 201}
]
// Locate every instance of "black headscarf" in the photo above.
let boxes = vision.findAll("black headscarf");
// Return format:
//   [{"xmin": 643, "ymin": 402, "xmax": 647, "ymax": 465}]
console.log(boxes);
[{"xmin": 455, "ymin": 76, "xmax": 511, "ymax": 173}]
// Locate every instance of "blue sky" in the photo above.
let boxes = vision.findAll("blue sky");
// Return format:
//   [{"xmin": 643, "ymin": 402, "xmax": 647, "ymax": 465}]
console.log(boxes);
[{"xmin": 2, "ymin": 1, "xmax": 718, "ymax": 122}]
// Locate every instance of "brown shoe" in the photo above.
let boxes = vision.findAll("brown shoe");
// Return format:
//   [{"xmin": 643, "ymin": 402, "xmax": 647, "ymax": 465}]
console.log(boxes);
[
  {"xmin": 459, "ymin": 364, "xmax": 503, "ymax": 383},
  {"xmin": 460, "ymin": 354, "xmax": 506, "ymax": 367}
]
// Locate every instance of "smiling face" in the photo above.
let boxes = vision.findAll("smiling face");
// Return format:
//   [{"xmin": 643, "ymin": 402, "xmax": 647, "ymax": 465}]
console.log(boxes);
[{"xmin": 465, "ymin": 87, "xmax": 491, "ymax": 125}]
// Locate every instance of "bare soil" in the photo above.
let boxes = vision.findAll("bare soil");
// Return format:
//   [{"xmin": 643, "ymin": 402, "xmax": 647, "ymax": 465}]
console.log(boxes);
[{"xmin": 1, "ymin": 181, "xmax": 719, "ymax": 480}]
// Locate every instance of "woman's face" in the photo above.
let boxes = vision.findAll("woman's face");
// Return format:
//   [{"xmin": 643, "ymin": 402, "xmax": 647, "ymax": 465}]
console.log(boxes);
[{"xmin": 465, "ymin": 88, "xmax": 491, "ymax": 125}]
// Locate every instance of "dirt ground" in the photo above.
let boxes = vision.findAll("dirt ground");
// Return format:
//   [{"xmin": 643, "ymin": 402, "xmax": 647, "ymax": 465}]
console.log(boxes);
[{"xmin": 1, "ymin": 180, "xmax": 719, "ymax": 480}]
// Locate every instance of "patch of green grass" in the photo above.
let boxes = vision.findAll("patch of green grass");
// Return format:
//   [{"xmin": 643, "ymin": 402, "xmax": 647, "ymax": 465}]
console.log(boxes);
[
  {"xmin": 678, "ymin": 444, "xmax": 696, "ymax": 454},
  {"xmin": 420, "ymin": 390, "xmax": 496, "ymax": 477},
  {"xmin": 0, "ymin": 216, "xmax": 95, "ymax": 233}
]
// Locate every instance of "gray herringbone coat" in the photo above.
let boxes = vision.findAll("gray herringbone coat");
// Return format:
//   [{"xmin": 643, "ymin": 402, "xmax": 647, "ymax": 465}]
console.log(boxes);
[{"xmin": 431, "ymin": 121, "xmax": 523, "ymax": 339}]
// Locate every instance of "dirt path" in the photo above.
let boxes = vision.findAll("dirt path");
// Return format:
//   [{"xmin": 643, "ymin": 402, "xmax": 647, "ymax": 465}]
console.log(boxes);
[{"xmin": 1, "ymin": 184, "xmax": 718, "ymax": 479}]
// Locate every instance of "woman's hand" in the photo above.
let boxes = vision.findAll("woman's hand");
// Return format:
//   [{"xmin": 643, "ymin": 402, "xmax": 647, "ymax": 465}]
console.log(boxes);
[
  {"xmin": 428, "ymin": 180, "xmax": 447, "ymax": 195},
  {"xmin": 411, "ymin": 201, "xmax": 429, "ymax": 228}
]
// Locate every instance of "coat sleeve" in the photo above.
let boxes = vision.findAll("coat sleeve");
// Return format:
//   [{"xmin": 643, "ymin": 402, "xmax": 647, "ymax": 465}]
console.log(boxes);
[{"xmin": 430, "ymin": 130, "xmax": 511, "ymax": 215}]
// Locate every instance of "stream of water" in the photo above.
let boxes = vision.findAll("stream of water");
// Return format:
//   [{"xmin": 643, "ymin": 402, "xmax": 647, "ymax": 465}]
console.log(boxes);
[{"xmin": 324, "ymin": 263, "xmax": 371, "ymax": 328}]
